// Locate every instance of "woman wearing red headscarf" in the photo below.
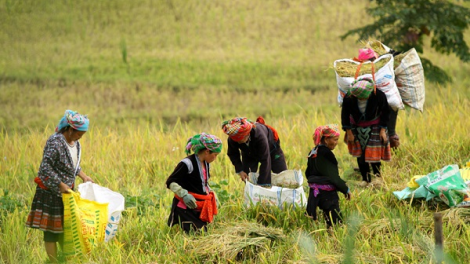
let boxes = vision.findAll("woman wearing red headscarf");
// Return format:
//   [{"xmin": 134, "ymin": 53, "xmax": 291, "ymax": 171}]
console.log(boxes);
[
  {"xmin": 221, "ymin": 117, "xmax": 287, "ymax": 186},
  {"xmin": 305, "ymin": 124, "xmax": 351, "ymax": 228}
]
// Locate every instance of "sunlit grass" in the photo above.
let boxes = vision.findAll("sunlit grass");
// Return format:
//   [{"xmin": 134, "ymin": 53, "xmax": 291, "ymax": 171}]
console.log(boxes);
[{"xmin": 1, "ymin": 90, "xmax": 469, "ymax": 262}]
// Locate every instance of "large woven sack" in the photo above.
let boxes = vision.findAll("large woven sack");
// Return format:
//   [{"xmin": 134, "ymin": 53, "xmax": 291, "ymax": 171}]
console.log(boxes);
[
  {"xmin": 78, "ymin": 182, "xmax": 125, "ymax": 242},
  {"xmin": 394, "ymin": 48, "xmax": 425, "ymax": 112},
  {"xmin": 244, "ymin": 181, "xmax": 306, "ymax": 209},
  {"xmin": 62, "ymin": 191, "xmax": 108, "ymax": 257},
  {"xmin": 248, "ymin": 170, "xmax": 303, "ymax": 188},
  {"xmin": 334, "ymin": 54, "xmax": 404, "ymax": 111}
]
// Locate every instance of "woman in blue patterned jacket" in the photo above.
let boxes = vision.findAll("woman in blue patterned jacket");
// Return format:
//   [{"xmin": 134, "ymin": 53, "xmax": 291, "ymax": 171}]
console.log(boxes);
[{"xmin": 26, "ymin": 110, "xmax": 93, "ymax": 263}]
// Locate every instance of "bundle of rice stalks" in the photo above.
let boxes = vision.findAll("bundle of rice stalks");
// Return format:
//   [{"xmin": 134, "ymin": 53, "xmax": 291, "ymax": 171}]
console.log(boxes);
[
  {"xmin": 393, "ymin": 49, "xmax": 413, "ymax": 69},
  {"xmin": 189, "ymin": 221, "xmax": 285, "ymax": 261},
  {"xmin": 359, "ymin": 218, "xmax": 402, "ymax": 237},
  {"xmin": 364, "ymin": 39, "xmax": 389, "ymax": 56},
  {"xmin": 335, "ymin": 57, "xmax": 391, "ymax": 78},
  {"xmin": 315, "ymin": 253, "xmax": 384, "ymax": 264},
  {"xmin": 394, "ymin": 52, "xmax": 407, "ymax": 66},
  {"xmin": 420, "ymin": 208, "xmax": 470, "ymax": 228},
  {"xmin": 359, "ymin": 208, "xmax": 470, "ymax": 238}
]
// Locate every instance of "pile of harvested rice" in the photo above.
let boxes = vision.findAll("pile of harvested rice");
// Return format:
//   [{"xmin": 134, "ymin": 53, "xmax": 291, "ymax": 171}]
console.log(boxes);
[
  {"xmin": 335, "ymin": 57, "xmax": 391, "ymax": 77},
  {"xmin": 364, "ymin": 39, "xmax": 389, "ymax": 56},
  {"xmin": 189, "ymin": 221, "xmax": 285, "ymax": 261},
  {"xmin": 393, "ymin": 49, "xmax": 411, "ymax": 68}
]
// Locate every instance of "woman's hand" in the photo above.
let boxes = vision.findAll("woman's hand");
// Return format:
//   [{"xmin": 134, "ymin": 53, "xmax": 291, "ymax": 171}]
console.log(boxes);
[
  {"xmin": 346, "ymin": 129, "xmax": 355, "ymax": 143},
  {"xmin": 59, "ymin": 182, "xmax": 71, "ymax": 193},
  {"xmin": 238, "ymin": 171, "xmax": 248, "ymax": 182},
  {"xmin": 345, "ymin": 191, "xmax": 352, "ymax": 201},
  {"xmin": 78, "ymin": 171, "xmax": 94, "ymax": 183},
  {"xmin": 81, "ymin": 175, "xmax": 94, "ymax": 183},
  {"xmin": 380, "ymin": 128, "xmax": 388, "ymax": 145}
]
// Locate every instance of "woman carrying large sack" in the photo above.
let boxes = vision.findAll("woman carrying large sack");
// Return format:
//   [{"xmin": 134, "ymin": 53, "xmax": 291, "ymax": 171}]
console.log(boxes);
[
  {"xmin": 341, "ymin": 79, "xmax": 391, "ymax": 187},
  {"xmin": 26, "ymin": 110, "xmax": 94, "ymax": 263}
]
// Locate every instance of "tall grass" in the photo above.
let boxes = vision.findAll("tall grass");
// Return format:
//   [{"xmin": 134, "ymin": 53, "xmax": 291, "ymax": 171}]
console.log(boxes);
[
  {"xmin": 1, "ymin": 0, "xmax": 470, "ymax": 263},
  {"xmin": 1, "ymin": 88, "xmax": 469, "ymax": 262}
]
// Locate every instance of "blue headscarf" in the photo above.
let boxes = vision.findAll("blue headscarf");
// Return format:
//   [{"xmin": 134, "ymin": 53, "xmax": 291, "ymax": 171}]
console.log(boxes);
[{"xmin": 55, "ymin": 110, "xmax": 89, "ymax": 132}]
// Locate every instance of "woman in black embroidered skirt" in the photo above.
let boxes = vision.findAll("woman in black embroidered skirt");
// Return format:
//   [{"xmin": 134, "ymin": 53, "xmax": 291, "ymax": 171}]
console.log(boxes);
[{"xmin": 26, "ymin": 110, "xmax": 93, "ymax": 263}]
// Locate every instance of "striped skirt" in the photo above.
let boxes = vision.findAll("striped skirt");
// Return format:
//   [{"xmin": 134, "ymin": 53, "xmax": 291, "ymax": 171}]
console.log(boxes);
[
  {"xmin": 25, "ymin": 187, "xmax": 64, "ymax": 233},
  {"xmin": 347, "ymin": 125, "xmax": 391, "ymax": 163}
]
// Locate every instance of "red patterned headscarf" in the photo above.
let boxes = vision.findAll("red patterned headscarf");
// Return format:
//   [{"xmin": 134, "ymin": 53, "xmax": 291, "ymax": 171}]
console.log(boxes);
[
  {"xmin": 221, "ymin": 117, "xmax": 254, "ymax": 142},
  {"xmin": 313, "ymin": 124, "xmax": 340, "ymax": 146}
]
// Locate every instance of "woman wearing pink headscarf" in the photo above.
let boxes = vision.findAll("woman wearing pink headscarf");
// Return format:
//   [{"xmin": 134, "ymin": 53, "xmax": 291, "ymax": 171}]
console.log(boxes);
[{"xmin": 305, "ymin": 124, "xmax": 351, "ymax": 228}]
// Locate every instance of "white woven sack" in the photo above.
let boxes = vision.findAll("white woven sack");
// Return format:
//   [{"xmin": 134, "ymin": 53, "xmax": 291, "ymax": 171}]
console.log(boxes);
[
  {"xmin": 394, "ymin": 48, "xmax": 425, "ymax": 112},
  {"xmin": 244, "ymin": 181, "xmax": 306, "ymax": 209},
  {"xmin": 334, "ymin": 54, "xmax": 404, "ymax": 111},
  {"xmin": 78, "ymin": 182, "xmax": 125, "ymax": 242},
  {"xmin": 248, "ymin": 169, "xmax": 303, "ymax": 188}
]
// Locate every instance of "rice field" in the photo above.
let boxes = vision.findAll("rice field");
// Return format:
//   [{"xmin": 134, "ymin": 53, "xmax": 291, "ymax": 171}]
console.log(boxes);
[{"xmin": 1, "ymin": 0, "xmax": 470, "ymax": 263}]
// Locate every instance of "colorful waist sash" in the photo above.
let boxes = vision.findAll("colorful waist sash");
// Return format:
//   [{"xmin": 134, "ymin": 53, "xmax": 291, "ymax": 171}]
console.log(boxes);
[
  {"xmin": 308, "ymin": 183, "xmax": 336, "ymax": 197},
  {"xmin": 176, "ymin": 191, "xmax": 218, "ymax": 223}
]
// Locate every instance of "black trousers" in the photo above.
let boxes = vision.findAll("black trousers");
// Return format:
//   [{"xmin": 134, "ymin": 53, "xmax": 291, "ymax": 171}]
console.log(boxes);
[
  {"xmin": 306, "ymin": 189, "xmax": 342, "ymax": 227},
  {"xmin": 44, "ymin": 231, "xmax": 64, "ymax": 243},
  {"xmin": 357, "ymin": 155, "xmax": 381, "ymax": 182},
  {"xmin": 167, "ymin": 199, "xmax": 207, "ymax": 233}
]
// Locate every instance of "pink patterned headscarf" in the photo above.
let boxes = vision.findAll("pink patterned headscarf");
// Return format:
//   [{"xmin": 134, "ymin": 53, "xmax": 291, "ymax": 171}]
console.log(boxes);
[{"xmin": 313, "ymin": 124, "xmax": 340, "ymax": 146}]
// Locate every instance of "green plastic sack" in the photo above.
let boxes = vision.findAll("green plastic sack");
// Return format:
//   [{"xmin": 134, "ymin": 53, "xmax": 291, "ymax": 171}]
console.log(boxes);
[
  {"xmin": 416, "ymin": 165, "xmax": 469, "ymax": 207},
  {"xmin": 393, "ymin": 185, "xmax": 433, "ymax": 201}
]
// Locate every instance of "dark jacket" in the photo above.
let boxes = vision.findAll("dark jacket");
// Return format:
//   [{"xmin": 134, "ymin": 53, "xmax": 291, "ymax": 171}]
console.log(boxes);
[
  {"xmin": 305, "ymin": 145, "xmax": 349, "ymax": 195},
  {"xmin": 166, "ymin": 154, "xmax": 210, "ymax": 195},
  {"xmin": 341, "ymin": 89, "xmax": 390, "ymax": 130},
  {"xmin": 38, "ymin": 133, "xmax": 82, "ymax": 196},
  {"xmin": 226, "ymin": 123, "xmax": 283, "ymax": 184}
]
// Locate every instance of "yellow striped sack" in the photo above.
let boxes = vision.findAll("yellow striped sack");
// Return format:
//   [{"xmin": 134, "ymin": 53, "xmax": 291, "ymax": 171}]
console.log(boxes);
[{"xmin": 62, "ymin": 191, "xmax": 108, "ymax": 257}]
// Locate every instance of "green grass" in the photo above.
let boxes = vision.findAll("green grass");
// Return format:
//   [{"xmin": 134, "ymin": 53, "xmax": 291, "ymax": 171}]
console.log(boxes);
[{"xmin": 1, "ymin": 0, "xmax": 470, "ymax": 263}]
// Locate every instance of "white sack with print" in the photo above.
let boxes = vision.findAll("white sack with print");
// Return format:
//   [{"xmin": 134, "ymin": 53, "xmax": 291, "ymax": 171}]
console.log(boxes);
[{"xmin": 78, "ymin": 182, "xmax": 125, "ymax": 242}]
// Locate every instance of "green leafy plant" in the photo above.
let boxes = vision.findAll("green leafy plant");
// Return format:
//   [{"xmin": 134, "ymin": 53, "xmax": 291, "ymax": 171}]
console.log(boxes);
[
  {"xmin": 209, "ymin": 179, "xmax": 235, "ymax": 204},
  {"xmin": 124, "ymin": 192, "xmax": 161, "ymax": 216},
  {"xmin": 0, "ymin": 189, "xmax": 24, "ymax": 225}
]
